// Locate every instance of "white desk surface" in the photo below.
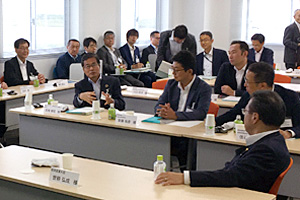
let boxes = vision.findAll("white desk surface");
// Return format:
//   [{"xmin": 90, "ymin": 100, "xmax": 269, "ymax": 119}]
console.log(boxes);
[
  {"xmin": 0, "ymin": 145, "xmax": 276, "ymax": 200},
  {"xmin": 9, "ymin": 106, "xmax": 300, "ymax": 155},
  {"xmin": 0, "ymin": 81, "xmax": 75, "ymax": 101},
  {"xmin": 276, "ymin": 83, "xmax": 300, "ymax": 93},
  {"xmin": 275, "ymin": 70, "xmax": 300, "ymax": 78}
]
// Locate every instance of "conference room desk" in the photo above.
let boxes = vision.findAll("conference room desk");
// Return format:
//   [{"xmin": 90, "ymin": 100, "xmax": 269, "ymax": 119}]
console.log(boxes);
[
  {"xmin": 276, "ymin": 83, "xmax": 300, "ymax": 93},
  {"xmin": 275, "ymin": 70, "xmax": 300, "ymax": 78},
  {"xmin": 0, "ymin": 81, "xmax": 74, "ymax": 130},
  {"xmin": 160, "ymin": 76, "xmax": 216, "ymax": 87},
  {"xmin": 122, "ymin": 86, "xmax": 237, "ymax": 114},
  {"xmin": 0, "ymin": 145, "xmax": 275, "ymax": 200},
  {"xmin": 184, "ymin": 130, "xmax": 300, "ymax": 198}
]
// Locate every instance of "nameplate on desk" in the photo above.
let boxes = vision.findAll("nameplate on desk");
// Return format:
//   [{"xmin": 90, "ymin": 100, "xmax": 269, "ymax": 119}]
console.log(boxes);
[
  {"xmin": 132, "ymin": 87, "xmax": 148, "ymax": 95},
  {"xmin": 56, "ymin": 80, "xmax": 68, "ymax": 87},
  {"xmin": 236, "ymin": 124, "xmax": 249, "ymax": 140},
  {"xmin": 20, "ymin": 86, "xmax": 34, "ymax": 94},
  {"xmin": 116, "ymin": 113, "xmax": 137, "ymax": 125},
  {"xmin": 44, "ymin": 105, "xmax": 61, "ymax": 115},
  {"xmin": 49, "ymin": 167, "xmax": 80, "ymax": 187}
]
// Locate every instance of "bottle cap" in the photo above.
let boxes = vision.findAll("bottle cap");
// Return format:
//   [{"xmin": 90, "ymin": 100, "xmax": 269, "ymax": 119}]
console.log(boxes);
[
  {"xmin": 49, "ymin": 94, "xmax": 53, "ymax": 98},
  {"xmin": 157, "ymin": 155, "xmax": 163, "ymax": 161},
  {"xmin": 110, "ymin": 103, "xmax": 114, "ymax": 108}
]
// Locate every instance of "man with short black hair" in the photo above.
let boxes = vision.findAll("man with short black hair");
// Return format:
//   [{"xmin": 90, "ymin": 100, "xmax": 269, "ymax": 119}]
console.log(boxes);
[
  {"xmin": 155, "ymin": 90, "xmax": 291, "ymax": 194},
  {"xmin": 196, "ymin": 31, "xmax": 229, "ymax": 76},
  {"xmin": 156, "ymin": 25, "xmax": 197, "ymax": 71},
  {"xmin": 97, "ymin": 31, "xmax": 144, "ymax": 87},
  {"xmin": 73, "ymin": 53, "xmax": 125, "ymax": 110},
  {"xmin": 214, "ymin": 40, "xmax": 254, "ymax": 96},
  {"xmin": 248, "ymin": 33, "xmax": 274, "ymax": 66},
  {"xmin": 4, "ymin": 38, "xmax": 46, "ymax": 86},
  {"xmin": 81, "ymin": 37, "xmax": 97, "ymax": 57},
  {"xmin": 54, "ymin": 39, "xmax": 81, "ymax": 79},
  {"xmin": 216, "ymin": 62, "xmax": 300, "ymax": 139},
  {"xmin": 141, "ymin": 31, "xmax": 160, "ymax": 65},
  {"xmin": 155, "ymin": 50, "xmax": 211, "ymax": 171}
]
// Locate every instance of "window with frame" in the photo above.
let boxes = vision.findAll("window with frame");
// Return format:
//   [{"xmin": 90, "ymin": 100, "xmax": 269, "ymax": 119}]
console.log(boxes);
[
  {"xmin": 242, "ymin": 0, "xmax": 300, "ymax": 44},
  {"xmin": 120, "ymin": 0, "xmax": 158, "ymax": 46},
  {"xmin": 1, "ymin": 0, "xmax": 68, "ymax": 58}
]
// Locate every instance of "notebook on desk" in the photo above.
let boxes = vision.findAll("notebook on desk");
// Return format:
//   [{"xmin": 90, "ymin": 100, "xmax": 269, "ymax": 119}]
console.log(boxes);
[{"xmin": 66, "ymin": 107, "xmax": 93, "ymax": 115}]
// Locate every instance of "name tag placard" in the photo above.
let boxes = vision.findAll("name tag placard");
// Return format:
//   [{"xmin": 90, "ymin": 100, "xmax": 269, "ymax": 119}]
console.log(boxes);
[
  {"xmin": 44, "ymin": 105, "xmax": 61, "ymax": 115},
  {"xmin": 132, "ymin": 87, "xmax": 148, "ymax": 95},
  {"xmin": 20, "ymin": 86, "xmax": 34, "ymax": 94},
  {"xmin": 281, "ymin": 118, "xmax": 292, "ymax": 128},
  {"xmin": 236, "ymin": 124, "xmax": 249, "ymax": 140},
  {"xmin": 116, "ymin": 113, "xmax": 137, "ymax": 125},
  {"xmin": 49, "ymin": 167, "xmax": 79, "ymax": 187},
  {"xmin": 56, "ymin": 80, "xmax": 68, "ymax": 87}
]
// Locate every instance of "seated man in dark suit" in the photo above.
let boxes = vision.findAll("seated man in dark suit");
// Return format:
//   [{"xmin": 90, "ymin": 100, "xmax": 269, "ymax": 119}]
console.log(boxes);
[
  {"xmin": 156, "ymin": 25, "xmax": 197, "ymax": 71},
  {"xmin": 54, "ymin": 39, "xmax": 81, "ymax": 79},
  {"xmin": 248, "ymin": 33, "xmax": 274, "ymax": 66},
  {"xmin": 196, "ymin": 31, "xmax": 229, "ymax": 76},
  {"xmin": 155, "ymin": 50, "xmax": 211, "ymax": 170},
  {"xmin": 156, "ymin": 90, "xmax": 291, "ymax": 194},
  {"xmin": 4, "ymin": 38, "xmax": 46, "ymax": 87},
  {"xmin": 73, "ymin": 53, "xmax": 125, "ymax": 111},
  {"xmin": 216, "ymin": 62, "xmax": 300, "ymax": 139},
  {"xmin": 97, "ymin": 31, "xmax": 143, "ymax": 87},
  {"xmin": 141, "ymin": 31, "xmax": 160, "ymax": 65},
  {"xmin": 119, "ymin": 29, "xmax": 156, "ymax": 88},
  {"xmin": 214, "ymin": 41, "xmax": 255, "ymax": 96},
  {"xmin": 81, "ymin": 37, "xmax": 97, "ymax": 57}
]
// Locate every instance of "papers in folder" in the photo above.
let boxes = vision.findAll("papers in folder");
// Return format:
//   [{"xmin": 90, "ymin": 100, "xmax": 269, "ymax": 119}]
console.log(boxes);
[
  {"xmin": 66, "ymin": 107, "xmax": 93, "ymax": 115},
  {"xmin": 156, "ymin": 61, "xmax": 172, "ymax": 78},
  {"xmin": 222, "ymin": 96, "xmax": 241, "ymax": 102}
]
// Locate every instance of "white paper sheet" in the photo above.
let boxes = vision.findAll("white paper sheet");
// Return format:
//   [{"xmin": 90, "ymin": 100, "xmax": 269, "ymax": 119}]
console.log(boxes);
[{"xmin": 167, "ymin": 120, "xmax": 203, "ymax": 128}]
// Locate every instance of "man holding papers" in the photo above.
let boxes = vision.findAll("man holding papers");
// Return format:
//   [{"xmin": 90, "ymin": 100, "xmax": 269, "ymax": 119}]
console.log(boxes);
[
  {"xmin": 155, "ymin": 50, "xmax": 211, "ymax": 171},
  {"xmin": 155, "ymin": 90, "xmax": 290, "ymax": 194},
  {"xmin": 73, "ymin": 53, "xmax": 125, "ymax": 110},
  {"xmin": 216, "ymin": 62, "xmax": 300, "ymax": 139}
]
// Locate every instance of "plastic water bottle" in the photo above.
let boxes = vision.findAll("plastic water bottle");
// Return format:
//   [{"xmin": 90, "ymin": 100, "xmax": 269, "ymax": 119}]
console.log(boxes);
[
  {"xmin": 0, "ymin": 84, "xmax": 2, "ymax": 97},
  {"xmin": 108, "ymin": 103, "xmax": 116, "ymax": 120},
  {"xmin": 234, "ymin": 115, "xmax": 243, "ymax": 133},
  {"xmin": 146, "ymin": 61, "xmax": 151, "ymax": 69},
  {"xmin": 153, "ymin": 155, "xmax": 166, "ymax": 180},
  {"xmin": 47, "ymin": 94, "xmax": 54, "ymax": 105},
  {"xmin": 24, "ymin": 92, "xmax": 32, "ymax": 110}
]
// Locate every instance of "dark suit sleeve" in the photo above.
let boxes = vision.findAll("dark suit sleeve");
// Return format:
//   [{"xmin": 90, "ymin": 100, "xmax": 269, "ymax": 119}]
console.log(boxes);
[
  {"xmin": 190, "ymin": 143, "xmax": 279, "ymax": 191},
  {"xmin": 110, "ymin": 78, "xmax": 125, "ymax": 111},
  {"xmin": 55, "ymin": 57, "xmax": 69, "ymax": 79},
  {"xmin": 189, "ymin": 34, "xmax": 197, "ymax": 56},
  {"xmin": 97, "ymin": 48, "xmax": 115, "ymax": 74},
  {"xmin": 289, "ymin": 93, "xmax": 300, "ymax": 138},
  {"xmin": 156, "ymin": 32, "xmax": 169, "ymax": 71},
  {"xmin": 283, "ymin": 25, "xmax": 298, "ymax": 51},
  {"xmin": 221, "ymin": 51, "xmax": 229, "ymax": 63},
  {"xmin": 215, "ymin": 93, "xmax": 249, "ymax": 126},
  {"xmin": 73, "ymin": 82, "xmax": 90, "ymax": 108},
  {"xmin": 141, "ymin": 48, "xmax": 149, "ymax": 65},
  {"xmin": 4, "ymin": 60, "xmax": 30, "ymax": 86},
  {"xmin": 263, "ymin": 48, "xmax": 274, "ymax": 66},
  {"xmin": 175, "ymin": 82, "xmax": 211, "ymax": 120},
  {"xmin": 235, "ymin": 89, "xmax": 245, "ymax": 96},
  {"xmin": 214, "ymin": 64, "xmax": 226, "ymax": 94}
]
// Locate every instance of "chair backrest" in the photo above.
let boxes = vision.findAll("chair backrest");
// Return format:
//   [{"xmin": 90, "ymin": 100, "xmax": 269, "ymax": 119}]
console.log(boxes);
[
  {"xmin": 152, "ymin": 79, "xmax": 168, "ymax": 90},
  {"xmin": 269, "ymin": 157, "xmax": 293, "ymax": 195},
  {"xmin": 274, "ymin": 74, "xmax": 292, "ymax": 83},
  {"xmin": 207, "ymin": 102, "xmax": 219, "ymax": 116},
  {"xmin": 148, "ymin": 54, "xmax": 157, "ymax": 72},
  {"xmin": 297, "ymin": 66, "xmax": 300, "ymax": 69},
  {"xmin": 0, "ymin": 76, "xmax": 4, "ymax": 83},
  {"xmin": 273, "ymin": 63, "xmax": 276, "ymax": 69},
  {"xmin": 70, "ymin": 63, "xmax": 84, "ymax": 80}
]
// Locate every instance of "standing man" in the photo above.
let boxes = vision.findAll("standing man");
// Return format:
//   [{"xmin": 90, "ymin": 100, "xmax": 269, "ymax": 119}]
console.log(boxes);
[
  {"xmin": 283, "ymin": 9, "xmax": 300, "ymax": 69},
  {"xmin": 4, "ymin": 38, "xmax": 46, "ymax": 86},
  {"xmin": 81, "ymin": 37, "xmax": 97, "ymax": 57},
  {"xmin": 214, "ymin": 41, "xmax": 254, "ymax": 96},
  {"xmin": 97, "ymin": 31, "xmax": 144, "ymax": 87},
  {"xmin": 155, "ymin": 50, "xmax": 211, "ymax": 171},
  {"xmin": 248, "ymin": 33, "xmax": 274, "ymax": 66},
  {"xmin": 216, "ymin": 62, "xmax": 300, "ymax": 139},
  {"xmin": 156, "ymin": 25, "xmax": 197, "ymax": 71},
  {"xmin": 54, "ymin": 39, "xmax": 81, "ymax": 79},
  {"xmin": 196, "ymin": 31, "xmax": 229, "ymax": 76},
  {"xmin": 119, "ymin": 29, "xmax": 156, "ymax": 88},
  {"xmin": 73, "ymin": 53, "xmax": 125, "ymax": 110},
  {"xmin": 141, "ymin": 31, "xmax": 160, "ymax": 65},
  {"xmin": 155, "ymin": 90, "xmax": 291, "ymax": 194}
]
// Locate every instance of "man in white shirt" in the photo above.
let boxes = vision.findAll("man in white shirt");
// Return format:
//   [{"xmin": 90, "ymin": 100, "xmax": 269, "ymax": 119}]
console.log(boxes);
[
  {"xmin": 155, "ymin": 90, "xmax": 291, "ymax": 194},
  {"xmin": 4, "ymin": 38, "xmax": 46, "ymax": 87}
]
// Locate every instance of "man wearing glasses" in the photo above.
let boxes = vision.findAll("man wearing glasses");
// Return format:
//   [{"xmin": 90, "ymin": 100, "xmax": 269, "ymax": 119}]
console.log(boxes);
[
  {"xmin": 155, "ymin": 50, "xmax": 211, "ymax": 170},
  {"xmin": 73, "ymin": 53, "xmax": 125, "ymax": 110},
  {"xmin": 4, "ymin": 38, "xmax": 46, "ymax": 86},
  {"xmin": 216, "ymin": 62, "xmax": 300, "ymax": 139}
]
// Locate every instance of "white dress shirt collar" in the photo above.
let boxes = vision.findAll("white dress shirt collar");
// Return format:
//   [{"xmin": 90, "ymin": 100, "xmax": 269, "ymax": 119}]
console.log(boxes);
[
  {"xmin": 177, "ymin": 75, "xmax": 196, "ymax": 112},
  {"xmin": 246, "ymin": 130, "xmax": 278, "ymax": 146},
  {"xmin": 17, "ymin": 56, "xmax": 29, "ymax": 81},
  {"xmin": 234, "ymin": 63, "xmax": 247, "ymax": 90}
]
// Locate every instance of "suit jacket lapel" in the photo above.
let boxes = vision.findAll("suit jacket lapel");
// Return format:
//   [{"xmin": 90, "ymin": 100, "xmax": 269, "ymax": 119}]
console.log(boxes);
[
  {"xmin": 184, "ymin": 78, "xmax": 198, "ymax": 110},
  {"xmin": 13, "ymin": 57, "xmax": 26, "ymax": 81}
]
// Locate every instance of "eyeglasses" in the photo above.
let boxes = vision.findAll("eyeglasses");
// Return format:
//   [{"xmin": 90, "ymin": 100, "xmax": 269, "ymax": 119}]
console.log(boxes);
[
  {"xmin": 18, "ymin": 47, "xmax": 29, "ymax": 51},
  {"xmin": 171, "ymin": 68, "xmax": 185, "ymax": 73},
  {"xmin": 241, "ymin": 108, "xmax": 252, "ymax": 115},
  {"xmin": 244, "ymin": 77, "xmax": 259, "ymax": 84},
  {"xmin": 84, "ymin": 62, "xmax": 99, "ymax": 69}
]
